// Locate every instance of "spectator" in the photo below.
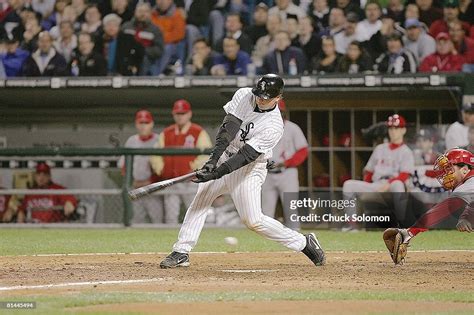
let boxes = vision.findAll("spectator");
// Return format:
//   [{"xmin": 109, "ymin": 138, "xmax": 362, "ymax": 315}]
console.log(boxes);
[
  {"xmin": 334, "ymin": 12, "xmax": 359, "ymax": 54},
  {"xmin": 294, "ymin": 16, "xmax": 321, "ymax": 61},
  {"xmin": 122, "ymin": 2, "xmax": 164, "ymax": 76},
  {"xmin": 41, "ymin": 0, "xmax": 68, "ymax": 31},
  {"xmin": 459, "ymin": 0, "xmax": 474, "ymax": 23},
  {"xmin": 187, "ymin": 37, "xmax": 217, "ymax": 75},
  {"xmin": 48, "ymin": 5, "xmax": 81, "ymax": 39},
  {"xmin": 405, "ymin": 3, "xmax": 421, "ymax": 21},
  {"xmin": 179, "ymin": 0, "xmax": 212, "ymax": 61},
  {"xmin": 212, "ymin": 37, "xmax": 251, "ymax": 75},
  {"xmin": 110, "ymin": 0, "xmax": 133, "ymax": 23},
  {"xmin": 311, "ymin": 35, "xmax": 342, "ymax": 73},
  {"xmin": 69, "ymin": 32, "xmax": 107, "ymax": 76},
  {"xmin": 262, "ymin": 30, "xmax": 307, "ymax": 75},
  {"xmin": 268, "ymin": 0, "xmax": 307, "ymax": 25},
  {"xmin": 1, "ymin": 36, "xmax": 29, "ymax": 77},
  {"xmin": 374, "ymin": 33, "xmax": 417, "ymax": 73},
  {"xmin": 151, "ymin": 0, "xmax": 186, "ymax": 75},
  {"xmin": 287, "ymin": 14, "xmax": 300, "ymax": 46},
  {"xmin": 21, "ymin": 31, "xmax": 68, "ymax": 76},
  {"xmin": 336, "ymin": 0, "xmax": 364, "ymax": 20},
  {"xmin": 244, "ymin": 3, "xmax": 269, "ymax": 45},
  {"xmin": 445, "ymin": 102, "xmax": 474, "ymax": 149},
  {"xmin": 31, "ymin": 0, "xmax": 55, "ymax": 20},
  {"xmin": 355, "ymin": 1, "xmax": 383, "ymax": 42},
  {"xmin": 19, "ymin": 11, "xmax": 43, "ymax": 52},
  {"xmin": 403, "ymin": 18, "xmax": 436, "ymax": 64},
  {"xmin": 307, "ymin": 0, "xmax": 330, "ymax": 33},
  {"xmin": 2, "ymin": 0, "xmax": 25, "ymax": 29},
  {"xmin": 337, "ymin": 40, "xmax": 373, "ymax": 73},
  {"xmin": 384, "ymin": 0, "xmax": 404, "ymax": 23},
  {"xmin": 100, "ymin": 13, "xmax": 144, "ymax": 75},
  {"xmin": 81, "ymin": 5, "xmax": 102, "ymax": 40},
  {"xmin": 429, "ymin": 0, "xmax": 470, "ymax": 38},
  {"xmin": 71, "ymin": 0, "xmax": 87, "ymax": 23},
  {"xmin": 363, "ymin": 15, "xmax": 404, "ymax": 60},
  {"xmin": 53, "ymin": 21, "xmax": 77, "ymax": 63},
  {"xmin": 318, "ymin": 7, "xmax": 345, "ymax": 37},
  {"xmin": 448, "ymin": 20, "xmax": 474, "ymax": 64},
  {"xmin": 214, "ymin": 13, "xmax": 252, "ymax": 55},
  {"xmin": 17, "ymin": 163, "xmax": 77, "ymax": 223},
  {"xmin": 419, "ymin": 32, "xmax": 465, "ymax": 72},
  {"xmin": 416, "ymin": 0, "xmax": 443, "ymax": 27},
  {"xmin": 252, "ymin": 14, "xmax": 282, "ymax": 68},
  {"xmin": 150, "ymin": 99, "xmax": 212, "ymax": 224},
  {"xmin": 120, "ymin": 110, "xmax": 163, "ymax": 224}
]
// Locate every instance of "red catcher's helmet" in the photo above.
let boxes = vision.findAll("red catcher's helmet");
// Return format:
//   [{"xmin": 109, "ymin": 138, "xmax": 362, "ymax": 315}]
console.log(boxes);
[
  {"xmin": 434, "ymin": 148, "xmax": 474, "ymax": 190},
  {"xmin": 277, "ymin": 99, "xmax": 286, "ymax": 111}
]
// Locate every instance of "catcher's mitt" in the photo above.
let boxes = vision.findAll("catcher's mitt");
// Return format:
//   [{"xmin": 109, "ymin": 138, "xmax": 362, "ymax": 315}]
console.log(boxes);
[{"xmin": 383, "ymin": 228, "xmax": 408, "ymax": 265}]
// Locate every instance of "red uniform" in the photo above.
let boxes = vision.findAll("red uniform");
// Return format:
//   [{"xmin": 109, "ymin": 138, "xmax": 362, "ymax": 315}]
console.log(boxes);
[{"xmin": 20, "ymin": 183, "xmax": 77, "ymax": 223}]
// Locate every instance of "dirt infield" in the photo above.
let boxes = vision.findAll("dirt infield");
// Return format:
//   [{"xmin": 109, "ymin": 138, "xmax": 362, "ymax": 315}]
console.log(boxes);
[{"xmin": 1, "ymin": 251, "xmax": 473, "ymax": 314}]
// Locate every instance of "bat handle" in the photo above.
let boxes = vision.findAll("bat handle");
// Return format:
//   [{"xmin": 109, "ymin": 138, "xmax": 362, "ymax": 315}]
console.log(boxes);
[{"xmin": 128, "ymin": 187, "xmax": 148, "ymax": 201}]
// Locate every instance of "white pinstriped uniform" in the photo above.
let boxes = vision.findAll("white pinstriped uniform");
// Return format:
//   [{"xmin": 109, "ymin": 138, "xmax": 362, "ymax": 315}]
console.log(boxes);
[{"xmin": 173, "ymin": 88, "xmax": 307, "ymax": 253}]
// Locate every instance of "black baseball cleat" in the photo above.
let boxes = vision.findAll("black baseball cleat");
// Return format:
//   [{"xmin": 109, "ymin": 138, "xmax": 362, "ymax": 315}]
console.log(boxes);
[
  {"xmin": 160, "ymin": 251, "xmax": 190, "ymax": 269},
  {"xmin": 302, "ymin": 233, "xmax": 326, "ymax": 266}
]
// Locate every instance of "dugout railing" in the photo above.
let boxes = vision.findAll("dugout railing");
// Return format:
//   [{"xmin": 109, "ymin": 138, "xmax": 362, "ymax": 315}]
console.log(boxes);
[{"xmin": 0, "ymin": 148, "xmax": 211, "ymax": 226}]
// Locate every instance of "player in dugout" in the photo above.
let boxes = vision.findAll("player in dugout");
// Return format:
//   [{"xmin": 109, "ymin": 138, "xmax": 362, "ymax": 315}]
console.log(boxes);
[
  {"xmin": 342, "ymin": 114, "xmax": 415, "ymax": 230},
  {"xmin": 384, "ymin": 148, "xmax": 474, "ymax": 265},
  {"xmin": 150, "ymin": 99, "xmax": 212, "ymax": 224},
  {"xmin": 15, "ymin": 163, "xmax": 77, "ymax": 223}
]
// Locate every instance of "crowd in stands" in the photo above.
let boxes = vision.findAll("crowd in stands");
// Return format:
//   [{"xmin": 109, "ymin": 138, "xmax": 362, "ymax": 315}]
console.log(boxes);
[{"xmin": 1, "ymin": 0, "xmax": 473, "ymax": 77}]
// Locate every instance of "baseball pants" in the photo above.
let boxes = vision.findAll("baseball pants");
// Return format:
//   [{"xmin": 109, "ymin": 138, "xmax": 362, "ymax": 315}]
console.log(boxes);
[{"xmin": 172, "ymin": 156, "xmax": 307, "ymax": 253}]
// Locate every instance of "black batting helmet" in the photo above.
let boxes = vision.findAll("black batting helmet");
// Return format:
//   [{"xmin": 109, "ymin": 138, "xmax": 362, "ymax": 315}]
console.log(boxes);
[{"xmin": 252, "ymin": 74, "xmax": 284, "ymax": 100}]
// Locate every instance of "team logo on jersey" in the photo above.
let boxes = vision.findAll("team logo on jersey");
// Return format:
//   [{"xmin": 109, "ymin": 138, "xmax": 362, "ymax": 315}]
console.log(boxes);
[
  {"xmin": 240, "ymin": 122, "xmax": 254, "ymax": 143},
  {"xmin": 183, "ymin": 135, "xmax": 195, "ymax": 148}
]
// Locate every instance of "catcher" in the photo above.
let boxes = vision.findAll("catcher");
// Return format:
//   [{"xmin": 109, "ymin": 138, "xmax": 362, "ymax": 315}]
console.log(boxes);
[{"xmin": 383, "ymin": 148, "xmax": 474, "ymax": 264}]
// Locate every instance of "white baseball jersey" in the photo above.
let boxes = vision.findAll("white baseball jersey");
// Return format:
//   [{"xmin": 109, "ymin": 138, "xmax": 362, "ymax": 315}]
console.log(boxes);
[
  {"xmin": 365, "ymin": 143, "xmax": 415, "ymax": 181},
  {"xmin": 223, "ymin": 88, "xmax": 284, "ymax": 160},
  {"xmin": 171, "ymin": 87, "xmax": 307, "ymax": 255},
  {"xmin": 272, "ymin": 120, "xmax": 308, "ymax": 164},
  {"xmin": 120, "ymin": 134, "xmax": 159, "ymax": 181},
  {"xmin": 445, "ymin": 121, "xmax": 469, "ymax": 150}
]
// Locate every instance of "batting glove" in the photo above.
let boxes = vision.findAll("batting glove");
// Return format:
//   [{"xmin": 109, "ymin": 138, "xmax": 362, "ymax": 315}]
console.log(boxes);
[{"xmin": 193, "ymin": 170, "xmax": 218, "ymax": 183}]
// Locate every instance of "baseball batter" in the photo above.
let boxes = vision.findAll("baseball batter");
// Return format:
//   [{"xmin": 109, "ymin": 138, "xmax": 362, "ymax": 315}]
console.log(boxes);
[
  {"xmin": 342, "ymin": 114, "xmax": 415, "ymax": 230},
  {"xmin": 384, "ymin": 148, "xmax": 474, "ymax": 264},
  {"xmin": 262, "ymin": 99, "xmax": 308, "ymax": 230},
  {"xmin": 119, "ymin": 110, "xmax": 163, "ymax": 223},
  {"xmin": 160, "ymin": 74, "xmax": 325, "ymax": 268}
]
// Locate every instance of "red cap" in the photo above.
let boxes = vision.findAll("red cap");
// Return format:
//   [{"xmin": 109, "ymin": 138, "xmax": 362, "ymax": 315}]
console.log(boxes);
[
  {"xmin": 135, "ymin": 110, "xmax": 153, "ymax": 123},
  {"xmin": 277, "ymin": 99, "xmax": 286, "ymax": 111},
  {"xmin": 36, "ymin": 162, "xmax": 51, "ymax": 174},
  {"xmin": 435, "ymin": 32, "xmax": 450, "ymax": 41},
  {"xmin": 172, "ymin": 99, "xmax": 192, "ymax": 114},
  {"xmin": 387, "ymin": 114, "xmax": 406, "ymax": 128},
  {"xmin": 445, "ymin": 148, "xmax": 474, "ymax": 167}
]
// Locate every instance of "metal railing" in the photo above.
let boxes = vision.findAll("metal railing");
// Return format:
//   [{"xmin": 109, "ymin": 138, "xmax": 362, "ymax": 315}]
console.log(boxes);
[{"xmin": 0, "ymin": 147, "xmax": 211, "ymax": 226}]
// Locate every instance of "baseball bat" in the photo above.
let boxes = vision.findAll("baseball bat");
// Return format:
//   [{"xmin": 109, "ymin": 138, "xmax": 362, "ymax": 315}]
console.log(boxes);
[{"xmin": 128, "ymin": 171, "xmax": 198, "ymax": 201}]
